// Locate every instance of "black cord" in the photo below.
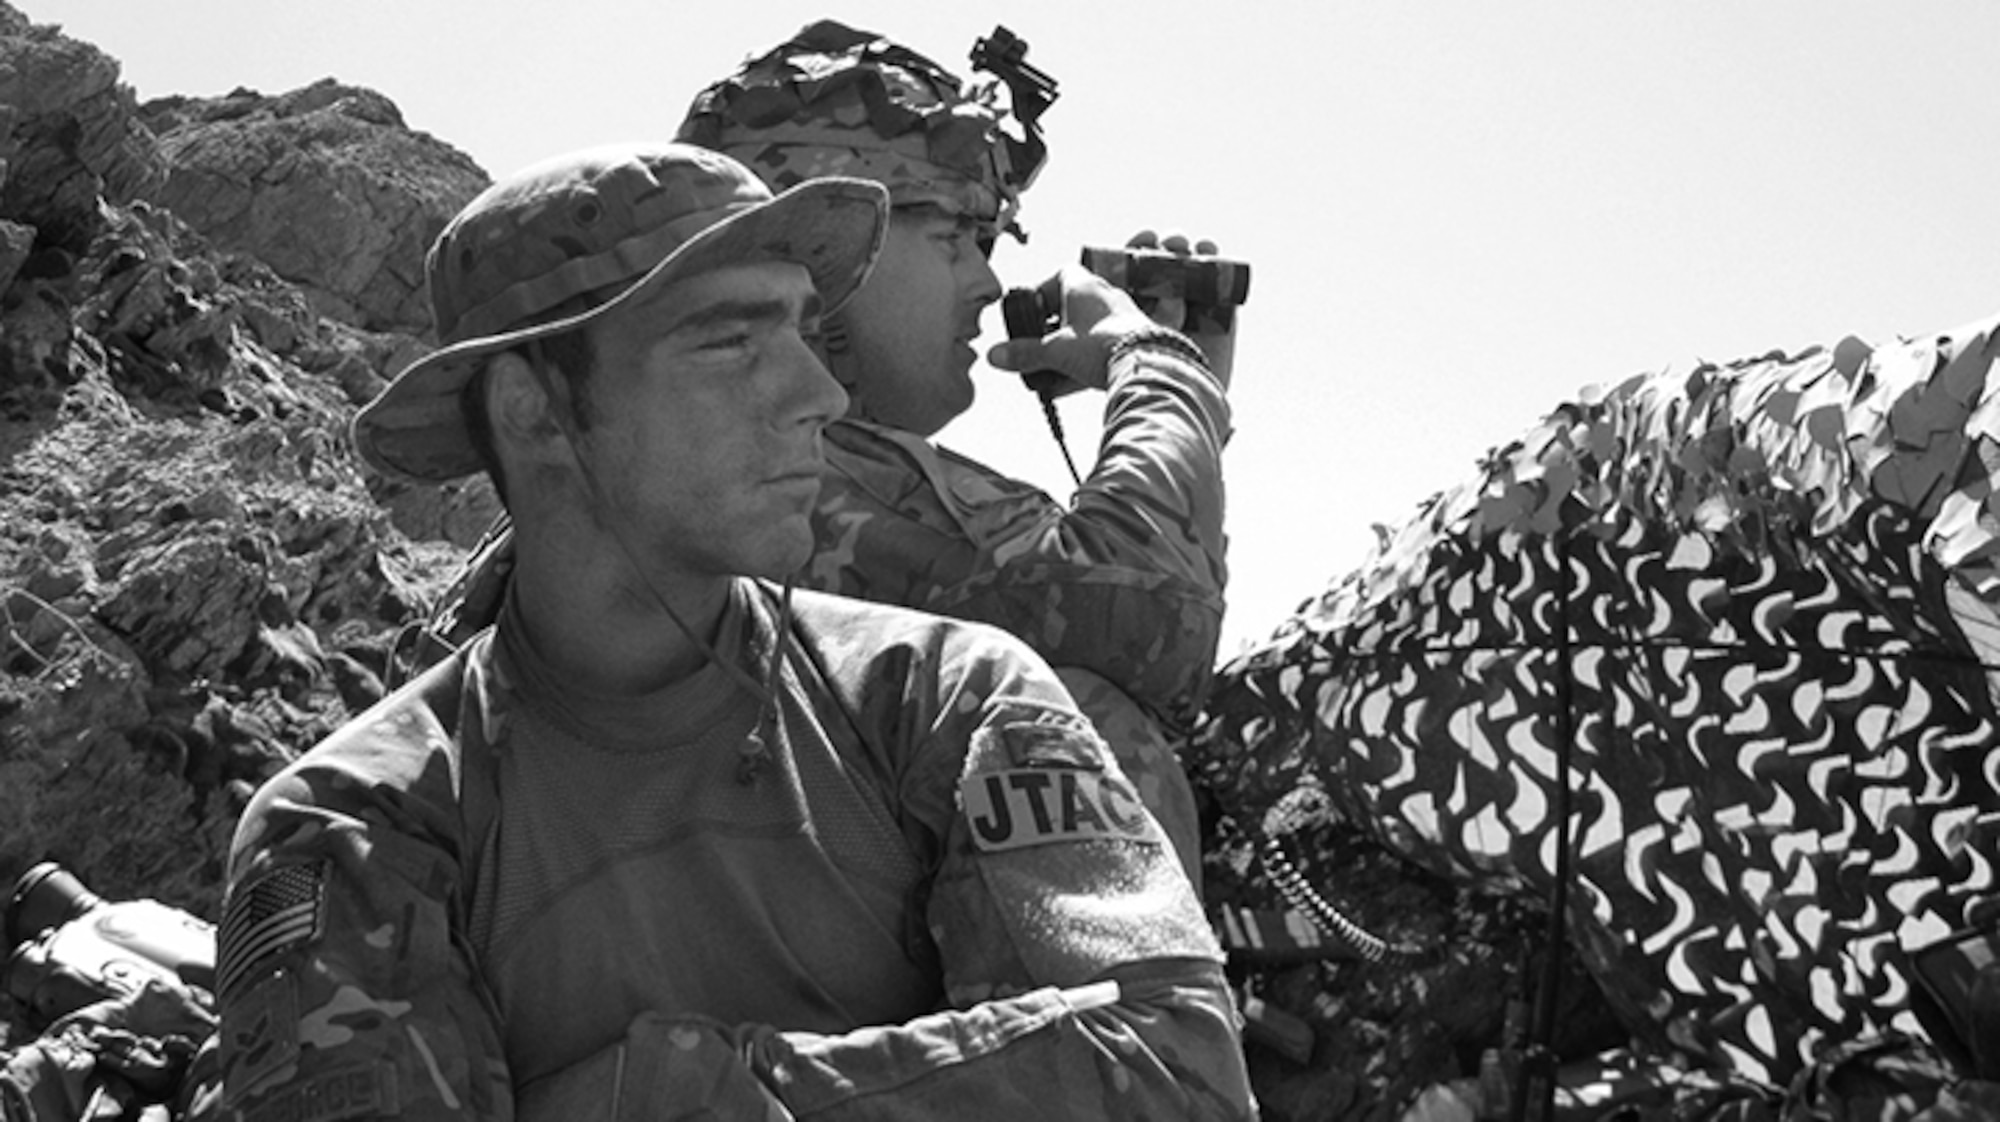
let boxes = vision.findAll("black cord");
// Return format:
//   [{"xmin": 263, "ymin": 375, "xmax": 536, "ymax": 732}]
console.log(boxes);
[{"xmin": 1037, "ymin": 388, "xmax": 1083, "ymax": 490}]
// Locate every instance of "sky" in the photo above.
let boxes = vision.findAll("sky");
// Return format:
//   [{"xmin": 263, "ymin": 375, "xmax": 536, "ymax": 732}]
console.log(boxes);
[{"xmin": 25, "ymin": 0, "xmax": 2000, "ymax": 655}]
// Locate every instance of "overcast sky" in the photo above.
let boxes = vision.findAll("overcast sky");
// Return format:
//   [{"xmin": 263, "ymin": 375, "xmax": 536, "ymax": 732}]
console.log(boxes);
[{"xmin": 29, "ymin": 0, "xmax": 2000, "ymax": 653}]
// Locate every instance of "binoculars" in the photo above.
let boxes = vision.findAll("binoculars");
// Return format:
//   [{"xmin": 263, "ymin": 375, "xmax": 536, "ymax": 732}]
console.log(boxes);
[
  {"xmin": 3, "ymin": 862, "xmax": 217, "ymax": 1025},
  {"xmin": 1077, "ymin": 246, "xmax": 1252, "ymax": 318},
  {"xmin": 1004, "ymin": 245, "xmax": 1252, "ymax": 344},
  {"xmin": 1003, "ymin": 246, "xmax": 1251, "ymax": 398}
]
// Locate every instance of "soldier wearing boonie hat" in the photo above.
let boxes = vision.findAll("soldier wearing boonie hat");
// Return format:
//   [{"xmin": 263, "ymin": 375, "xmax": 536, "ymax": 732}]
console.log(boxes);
[
  {"xmin": 219, "ymin": 138, "xmax": 1252, "ymax": 1121},
  {"xmin": 351, "ymin": 141, "xmax": 884, "ymax": 484}
]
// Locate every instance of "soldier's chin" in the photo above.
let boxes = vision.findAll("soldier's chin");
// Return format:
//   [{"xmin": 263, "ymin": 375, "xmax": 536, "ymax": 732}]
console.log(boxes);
[
  {"xmin": 943, "ymin": 358, "xmax": 977, "ymax": 413},
  {"xmin": 750, "ymin": 521, "xmax": 818, "ymax": 582}
]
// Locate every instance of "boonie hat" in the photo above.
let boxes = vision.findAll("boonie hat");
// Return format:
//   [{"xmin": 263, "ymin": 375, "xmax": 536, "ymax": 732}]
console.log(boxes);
[
  {"xmin": 677, "ymin": 20, "xmax": 1049, "ymax": 240},
  {"xmin": 352, "ymin": 142, "xmax": 888, "ymax": 482}
]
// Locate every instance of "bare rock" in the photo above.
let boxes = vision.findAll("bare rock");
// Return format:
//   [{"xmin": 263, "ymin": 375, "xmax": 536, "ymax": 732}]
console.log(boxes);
[
  {"xmin": 0, "ymin": 198, "xmax": 461, "ymax": 959},
  {"xmin": 0, "ymin": 630, "xmax": 233, "ymax": 923},
  {"xmin": 0, "ymin": 279, "xmax": 75, "ymax": 408},
  {"xmin": 0, "ymin": 216, "xmax": 32, "ymax": 291},
  {"xmin": 141, "ymin": 77, "xmax": 488, "ymax": 335},
  {"xmin": 373, "ymin": 473, "xmax": 505, "ymax": 550},
  {"xmin": 0, "ymin": 2, "xmax": 479, "ymax": 1053},
  {"xmin": 0, "ymin": 2, "xmax": 166, "ymax": 250}
]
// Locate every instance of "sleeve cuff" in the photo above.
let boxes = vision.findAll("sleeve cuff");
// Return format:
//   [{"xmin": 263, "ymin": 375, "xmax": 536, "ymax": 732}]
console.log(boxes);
[{"xmin": 1108, "ymin": 325, "xmax": 1211, "ymax": 370}]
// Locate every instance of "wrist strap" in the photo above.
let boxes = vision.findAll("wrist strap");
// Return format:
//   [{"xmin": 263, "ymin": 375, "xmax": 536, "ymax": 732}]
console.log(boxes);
[{"xmin": 1109, "ymin": 324, "xmax": 1208, "ymax": 368}]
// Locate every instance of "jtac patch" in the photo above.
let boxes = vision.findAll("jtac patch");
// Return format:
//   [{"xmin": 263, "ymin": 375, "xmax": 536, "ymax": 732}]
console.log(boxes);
[
  {"xmin": 961, "ymin": 767, "xmax": 1164, "ymax": 851},
  {"xmin": 219, "ymin": 861, "xmax": 327, "ymax": 1001}
]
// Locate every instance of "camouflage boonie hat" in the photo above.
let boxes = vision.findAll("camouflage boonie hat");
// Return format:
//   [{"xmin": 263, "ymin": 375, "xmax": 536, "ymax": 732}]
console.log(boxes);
[
  {"xmin": 352, "ymin": 142, "xmax": 888, "ymax": 482},
  {"xmin": 678, "ymin": 20, "xmax": 1048, "ymax": 240}
]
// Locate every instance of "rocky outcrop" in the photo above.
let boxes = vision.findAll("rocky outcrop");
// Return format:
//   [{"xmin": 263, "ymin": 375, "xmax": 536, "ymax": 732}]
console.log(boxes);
[
  {"xmin": 137, "ymin": 78, "xmax": 487, "ymax": 336},
  {"xmin": 0, "ymin": 4, "xmax": 164, "ymax": 251},
  {"xmin": 0, "ymin": 1, "xmax": 489, "ymax": 937}
]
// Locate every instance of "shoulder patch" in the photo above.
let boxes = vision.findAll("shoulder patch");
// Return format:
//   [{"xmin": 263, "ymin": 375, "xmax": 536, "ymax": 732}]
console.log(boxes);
[
  {"xmin": 993, "ymin": 720, "xmax": 1106, "ymax": 770},
  {"xmin": 968, "ymin": 712, "xmax": 1114, "ymax": 771},
  {"xmin": 238, "ymin": 1060, "xmax": 399, "ymax": 1122},
  {"xmin": 961, "ymin": 766, "xmax": 1165, "ymax": 851},
  {"xmin": 219, "ymin": 861, "xmax": 327, "ymax": 1001}
]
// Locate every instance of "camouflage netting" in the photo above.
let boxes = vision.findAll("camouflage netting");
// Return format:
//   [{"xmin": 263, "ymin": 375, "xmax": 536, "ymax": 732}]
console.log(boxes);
[{"xmin": 1195, "ymin": 313, "xmax": 2000, "ymax": 1111}]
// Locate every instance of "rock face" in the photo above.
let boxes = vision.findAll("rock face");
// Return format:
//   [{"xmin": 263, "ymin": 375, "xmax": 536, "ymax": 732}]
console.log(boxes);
[
  {"xmin": 139, "ymin": 78, "xmax": 488, "ymax": 335},
  {"xmin": 0, "ymin": 0, "xmax": 493, "ymax": 939},
  {"xmin": 0, "ymin": 3, "xmax": 164, "ymax": 251}
]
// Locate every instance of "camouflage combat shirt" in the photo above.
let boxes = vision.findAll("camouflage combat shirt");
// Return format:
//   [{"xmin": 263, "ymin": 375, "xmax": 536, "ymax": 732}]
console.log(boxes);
[
  {"xmin": 804, "ymin": 328, "xmax": 1230, "ymax": 878},
  {"xmin": 215, "ymin": 581, "xmax": 1255, "ymax": 1121}
]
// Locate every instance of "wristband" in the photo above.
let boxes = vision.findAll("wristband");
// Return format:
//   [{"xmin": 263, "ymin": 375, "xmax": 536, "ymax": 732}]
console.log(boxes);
[{"xmin": 1108, "ymin": 325, "xmax": 1209, "ymax": 369}]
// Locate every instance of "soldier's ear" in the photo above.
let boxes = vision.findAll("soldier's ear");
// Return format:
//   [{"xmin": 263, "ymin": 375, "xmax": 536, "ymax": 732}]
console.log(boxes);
[{"xmin": 485, "ymin": 351, "xmax": 571, "ymax": 455}]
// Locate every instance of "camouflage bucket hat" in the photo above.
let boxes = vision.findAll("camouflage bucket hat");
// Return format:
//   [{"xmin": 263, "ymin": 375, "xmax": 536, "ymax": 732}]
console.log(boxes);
[
  {"xmin": 352, "ymin": 142, "xmax": 888, "ymax": 482},
  {"xmin": 677, "ymin": 20, "xmax": 1051, "ymax": 240}
]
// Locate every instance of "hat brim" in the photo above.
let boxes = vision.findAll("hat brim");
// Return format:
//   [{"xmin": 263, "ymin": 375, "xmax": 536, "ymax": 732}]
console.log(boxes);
[{"xmin": 353, "ymin": 175, "xmax": 888, "ymax": 483}]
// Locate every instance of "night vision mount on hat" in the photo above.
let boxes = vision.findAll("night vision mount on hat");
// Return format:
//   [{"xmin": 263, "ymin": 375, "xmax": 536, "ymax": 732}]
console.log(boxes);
[
  {"xmin": 677, "ymin": 20, "xmax": 1058, "ymax": 244},
  {"xmin": 352, "ymin": 142, "xmax": 889, "ymax": 483}
]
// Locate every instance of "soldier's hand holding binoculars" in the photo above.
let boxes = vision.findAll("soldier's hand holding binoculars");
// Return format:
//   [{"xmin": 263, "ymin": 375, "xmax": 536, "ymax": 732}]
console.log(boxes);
[
  {"xmin": 988, "ymin": 265, "xmax": 1154, "ymax": 398},
  {"xmin": 991, "ymin": 231, "xmax": 1244, "ymax": 398},
  {"xmin": 1127, "ymin": 230, "xmax": 1236, "ymax": 388}
]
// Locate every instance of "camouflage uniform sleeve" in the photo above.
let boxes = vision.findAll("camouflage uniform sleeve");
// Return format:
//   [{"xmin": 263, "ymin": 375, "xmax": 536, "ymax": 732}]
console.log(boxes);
[
  {"xmin": 726, "ymin": 611, "xmax": 1257, "ymax": 1120},
  {"xmin": 811, "ymin": 329, "xmax": 1230, "ymax": 733},
  {"xmin": 215, "ymin": 691, "xmax": 513, "ymax": 1122}
]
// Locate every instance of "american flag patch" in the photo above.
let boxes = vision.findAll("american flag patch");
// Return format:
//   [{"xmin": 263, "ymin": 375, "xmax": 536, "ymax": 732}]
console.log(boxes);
[{"xmin": 218, "ymin": 862, "xmax": 326, "ymax": 1000}]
